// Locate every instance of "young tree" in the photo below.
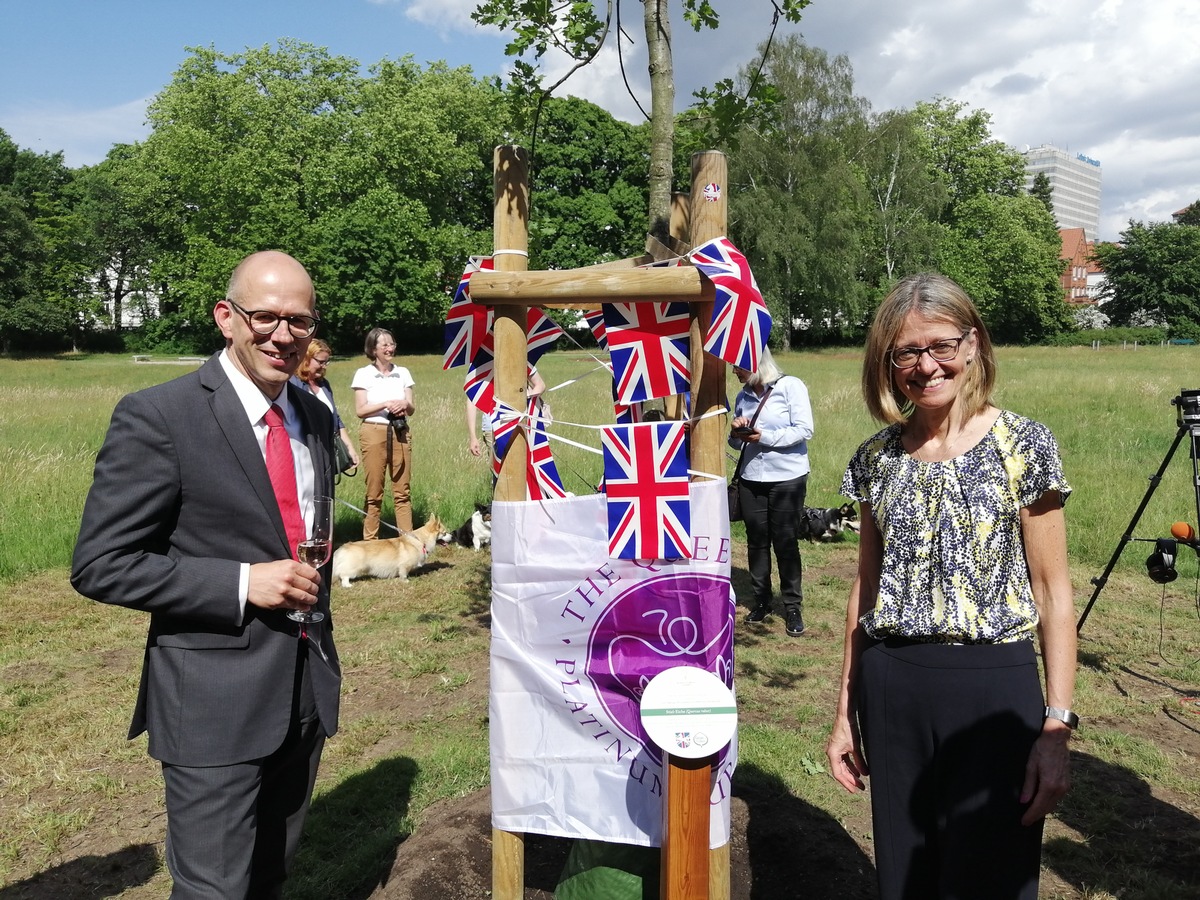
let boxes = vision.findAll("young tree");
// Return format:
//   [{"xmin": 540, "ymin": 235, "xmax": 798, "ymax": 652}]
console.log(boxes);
[{"xmin": 471, "ymin": 0, "xmax": 812, "ymax": 235}]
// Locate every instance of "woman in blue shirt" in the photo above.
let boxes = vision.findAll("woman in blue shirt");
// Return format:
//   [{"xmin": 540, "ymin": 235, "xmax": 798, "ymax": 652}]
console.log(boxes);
[{"xmin": 729, "ymin": 348, "xmax": 815, "ymax": 636}]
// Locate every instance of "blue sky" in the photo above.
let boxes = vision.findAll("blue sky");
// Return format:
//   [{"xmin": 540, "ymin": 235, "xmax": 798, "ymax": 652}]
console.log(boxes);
[{"xmin": 2, "ymin": 0, "xmax": 1198, "ymax": 242}]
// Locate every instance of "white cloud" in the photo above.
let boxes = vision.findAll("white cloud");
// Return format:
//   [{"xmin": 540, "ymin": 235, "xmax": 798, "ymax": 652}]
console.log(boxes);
[
  {"xmin": 400, "ymin": 0, "xmax": 488, "ymax": 32},
  {"xmin": 2, "ymin": 98, "xmax": 151, "ymax": 167}
]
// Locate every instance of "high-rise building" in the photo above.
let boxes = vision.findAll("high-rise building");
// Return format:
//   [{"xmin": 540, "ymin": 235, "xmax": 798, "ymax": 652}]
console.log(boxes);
[{"xmin": 1023, "ymin": 144, "xmax": 1102, "ymax": 241}]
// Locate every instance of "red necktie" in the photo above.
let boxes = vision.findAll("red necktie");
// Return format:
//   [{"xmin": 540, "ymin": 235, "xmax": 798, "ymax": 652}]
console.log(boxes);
[{"xmin": 264, "ymin": 403, "xmax": 306, "ymax": 559}]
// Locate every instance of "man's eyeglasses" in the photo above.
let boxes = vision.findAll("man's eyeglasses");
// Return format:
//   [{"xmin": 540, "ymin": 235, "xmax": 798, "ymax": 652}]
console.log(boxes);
[
  {"xmin": 226, "ymin": 299, "xmax": 319, "ymax": 338},
  {"xmin": 889, "ymin": 331, "xmax": 970, "ymax": 369}
]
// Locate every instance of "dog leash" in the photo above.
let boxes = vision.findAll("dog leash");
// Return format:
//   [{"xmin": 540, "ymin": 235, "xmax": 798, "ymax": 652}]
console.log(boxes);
[{"xmin": 333, "ymin": 496, "xmax": 416, "ymax": 539}]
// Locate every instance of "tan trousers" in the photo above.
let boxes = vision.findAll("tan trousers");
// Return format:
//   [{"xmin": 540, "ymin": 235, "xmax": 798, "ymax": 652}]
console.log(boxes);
[{"xmin": 359, "ymin": 422, "xmax": 413, "ymax": 538}]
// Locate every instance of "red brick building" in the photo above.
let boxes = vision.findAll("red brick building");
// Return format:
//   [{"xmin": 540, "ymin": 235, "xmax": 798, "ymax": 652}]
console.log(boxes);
[{"xmin": 1058, "ymin": 227, "xmax": 1093, "ymax": 303}]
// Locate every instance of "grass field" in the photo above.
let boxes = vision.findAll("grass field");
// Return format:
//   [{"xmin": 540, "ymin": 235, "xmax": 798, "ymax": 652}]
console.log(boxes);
[{"xmin": 1, "ymin": 345, "xmax": 1199, "ymax": 898}]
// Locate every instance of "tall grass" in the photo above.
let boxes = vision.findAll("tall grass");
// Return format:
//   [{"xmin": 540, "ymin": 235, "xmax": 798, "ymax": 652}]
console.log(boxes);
[{"xmin": 7, "ymin": 344, "xmax": 1199, "ymax": 581}]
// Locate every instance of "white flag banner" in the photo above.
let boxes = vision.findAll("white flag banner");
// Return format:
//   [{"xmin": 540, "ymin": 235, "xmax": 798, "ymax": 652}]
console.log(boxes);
[{"xmin": 489, "ymin": 478, "xmax": 737, "ymax": 848}]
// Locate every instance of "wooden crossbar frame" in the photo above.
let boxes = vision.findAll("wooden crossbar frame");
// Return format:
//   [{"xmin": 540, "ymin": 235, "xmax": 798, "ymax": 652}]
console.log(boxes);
[{"xmin": 488, "ymin": 146, "xmax": 732, "ymax": 900}]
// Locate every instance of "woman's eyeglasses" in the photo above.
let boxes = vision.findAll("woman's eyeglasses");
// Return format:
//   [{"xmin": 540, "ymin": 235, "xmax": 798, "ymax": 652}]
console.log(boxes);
[{"xmin": 889, "ymin": 331, "xmax": 970, "ymax": 369}]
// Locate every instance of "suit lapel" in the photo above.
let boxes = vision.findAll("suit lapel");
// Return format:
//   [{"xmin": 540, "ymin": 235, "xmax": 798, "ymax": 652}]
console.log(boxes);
[{"xmin": 201, "ymin": 356, "xmax": 293, "ymax": 555}]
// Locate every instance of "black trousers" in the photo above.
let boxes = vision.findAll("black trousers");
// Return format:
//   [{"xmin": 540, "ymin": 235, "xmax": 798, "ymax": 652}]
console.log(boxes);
[
  {"xmin": 162, "ymin": 641, "xmax": 324, "ymax": 899},
  {"xmin": 857, "ymin": 638, "xmax": 1046, "ymax": 900},
  {"xmin": 738, "ymin": 473, "xmax": 807, "ymax": 612}
]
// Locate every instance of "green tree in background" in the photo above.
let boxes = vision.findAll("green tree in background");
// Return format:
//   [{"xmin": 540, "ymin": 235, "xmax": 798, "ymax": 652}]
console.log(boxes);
[
  {"xmin": 1030, "ymin": 171, "xmax": 1054, "ymax": 216},
  {"xmin": 525, "ymin": 96, "xmax": 650, "ymax": 271},
  {"xmin": 729, "ymin": 36, "xmax": 872, "ymax": 346},
  {"xmin": 939, "ymin": 192, "xmax": 1072, "ymax": 342},
  {"xmin": 857, "ymin": 108, "xmax": 948, "ymax": 287},
  {"xmin": 915, "ymin": 99, "xmax": 1068, "ymax": 342},
  {"xmin": 131, "ymin": 42, "xmax": 509, "ymax": 351},
  {"xmin": 1094, "ymin": 221, "xmax": 1200, "ymax": 337}
]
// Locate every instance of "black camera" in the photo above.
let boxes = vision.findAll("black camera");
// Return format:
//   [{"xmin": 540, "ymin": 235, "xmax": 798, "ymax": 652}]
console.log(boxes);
[{"xmin": 1171, "ymin": 389, "xmax": 1200, "ymax": 427}]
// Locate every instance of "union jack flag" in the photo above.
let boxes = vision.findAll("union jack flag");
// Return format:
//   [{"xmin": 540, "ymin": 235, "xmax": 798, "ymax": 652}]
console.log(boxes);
[
  {"xmin": 611, "ymin": 373, "xmax": 644, "ymax": 424},
  {"xmin": 601, "ymin": 421, "xmax": 691, "ymax": 560},
  {"xmin": 463, "ymin": 307, "xmax": 559, "ymax": 414},
  {"xmin": 525, "ymin": 308, "xmax": 564, "ymax": 364},
  {"xmin": 442, "ymin": 256, "xmax": 494, "ymax": 370},
  {"xmin": 491, "ymin": 398, "xmax": 567, "ymax": 500},
  {"xmin": 603, "ymin": 301, "xmax": 691, "ymax": 404},
  {"xmin": 690, "ymin": 237, "xmax": 771, "ymax": 371},
  {"xmin": 583, "ymin": 309, "xmax": 608, "ymax": 350}
]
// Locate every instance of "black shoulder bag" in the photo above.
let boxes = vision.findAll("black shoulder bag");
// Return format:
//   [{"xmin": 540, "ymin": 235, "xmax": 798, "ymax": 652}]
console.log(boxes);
[{"xmin": 728, "ymin": 382, "xmax": 775, "ymax": 521}]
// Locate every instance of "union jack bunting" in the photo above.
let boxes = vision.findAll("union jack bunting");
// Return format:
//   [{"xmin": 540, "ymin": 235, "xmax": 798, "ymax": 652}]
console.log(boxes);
[
  {"xmin": 491, "ymin": 398, "xmax": 567, "ymax": 500},
  {"xmin": 442, "ymin": 256, "xmax": 494, "ymax": 370},
  {"xmin": 611, "ymin": 374, "xmax": 644, "ymax": 425},
  {"xmin": 583, "ymin": 309, "xmax": 608, "ymax": 351},
  {"xmin": 525, "ymin": 308, "xmax": 564, "ymax": 365},
  {"xmin": 463, "ymin": 307, "xmax": 557, "ymax": 414},
  {"xmin": 689, "ymin": 237, "xmax": 772, "ymax": 371},
  {"xmin": 464, "ymin": 345, "xmax": 499, "ymax": 414},
  {"xmin": 527, "ymin": 420, "xmax": 568, "ymax": 500},
  {"xmin": 600, "ymin": 421, "xmax": 692, "ymax": 560},
  {"xmin": 603, "ymin": 301, "xmax": 691, "ymax": 405}
]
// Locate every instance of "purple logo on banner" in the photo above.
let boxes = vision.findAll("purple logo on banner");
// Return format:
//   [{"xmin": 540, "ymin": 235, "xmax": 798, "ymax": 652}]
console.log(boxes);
[{"xmin": 585, "ymin": 573, "xmax": 734, "ymax": 763}]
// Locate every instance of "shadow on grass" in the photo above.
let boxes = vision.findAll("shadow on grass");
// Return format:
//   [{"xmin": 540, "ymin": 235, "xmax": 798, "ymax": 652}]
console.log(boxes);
[
  {"xmin": 0, "ymin": 843, "xmax": 158, "ymax": 899},
  {"xmin": 288, "ymin": 756, "xmax": 419, "ymax": 900},
  {"xmin": 732, "ymin": 763, "xmax": 875, "ymax": 899},
  {"xmin": 1046, "ymin": 750, "xmax": 1200, "ymax": 898}
]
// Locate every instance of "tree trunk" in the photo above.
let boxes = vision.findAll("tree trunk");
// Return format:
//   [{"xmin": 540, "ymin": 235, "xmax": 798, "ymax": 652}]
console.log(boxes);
[{"xmin": 644, "ymin": 0, "xmax": 674, "ymax": 242}]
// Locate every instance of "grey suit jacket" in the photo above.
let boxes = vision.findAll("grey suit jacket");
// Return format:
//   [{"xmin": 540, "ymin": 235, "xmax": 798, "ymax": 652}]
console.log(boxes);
[{"xmin": 72, "ymin": 354, "xmax": 341, "ymax": 767}]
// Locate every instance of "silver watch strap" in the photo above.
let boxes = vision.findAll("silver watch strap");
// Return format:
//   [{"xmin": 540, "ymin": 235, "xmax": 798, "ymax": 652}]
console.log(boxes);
[{"xmin": 1044, "ymin": 706, "xmax": 1079, "ymax": 728}]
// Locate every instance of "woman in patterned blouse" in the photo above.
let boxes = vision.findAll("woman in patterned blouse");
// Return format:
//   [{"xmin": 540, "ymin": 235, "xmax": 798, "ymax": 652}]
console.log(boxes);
[{"xmin": 825, "ymin": 273, "xmax": 1077, "ymax": 900}]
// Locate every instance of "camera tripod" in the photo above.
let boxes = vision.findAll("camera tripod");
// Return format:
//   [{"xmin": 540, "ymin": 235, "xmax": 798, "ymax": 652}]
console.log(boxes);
[{"xmin": 1077, "ymin": 392, "xmax": 1200, "ymax": 633}]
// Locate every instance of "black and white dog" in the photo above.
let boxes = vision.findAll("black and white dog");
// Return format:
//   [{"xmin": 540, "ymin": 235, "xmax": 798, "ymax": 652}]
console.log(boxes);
[
  {"xmin": 446, "ymin": 502, "xmax": 493, "ymax": 551},
  {"xmin": 798, "ymin": 502, "xmax": 860, "ymax": 541}
]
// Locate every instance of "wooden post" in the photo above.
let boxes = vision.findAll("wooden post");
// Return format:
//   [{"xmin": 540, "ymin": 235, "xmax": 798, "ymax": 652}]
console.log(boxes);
[
  {"xmin": 689, "ymin": 151, "xmax": 732, "ymax": 900},
  {"xmin": 665, "ymin": 191, "xmax": 692, "ymax": 422},
  {"xmin": 491, "ymin": 144, "xmax": 528, "ymax": 900},
  {"xmin": 660, "ymin": 753, "xmax": 713, "ymax": 899},
  {"xmin": 484, "ymin": 148, "xmax": 735, "ymax": 900},
  {"xmin": 687, "ymin": 151, "xmax": 729, "ymax": 484}
]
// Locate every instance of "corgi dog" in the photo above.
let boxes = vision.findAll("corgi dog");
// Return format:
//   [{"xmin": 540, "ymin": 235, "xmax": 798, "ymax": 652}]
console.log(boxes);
[
  {"xmin": 331, "ymin": 514, "xmax": 445, "ymax": 587},
  {"xmin": 452, "ymin": 502, "xmax": 492, "ymax": 551}
]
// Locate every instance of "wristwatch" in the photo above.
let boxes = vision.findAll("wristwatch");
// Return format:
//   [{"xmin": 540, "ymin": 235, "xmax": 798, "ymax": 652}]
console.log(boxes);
[{"xmin": 1044, "ymin": 706, "xmax": 1079, "ymax": 729}]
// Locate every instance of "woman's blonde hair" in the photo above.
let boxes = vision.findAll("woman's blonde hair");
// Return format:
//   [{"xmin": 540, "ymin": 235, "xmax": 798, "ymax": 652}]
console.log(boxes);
[
  {"xmin": 744, "ymin": 348, "xmax": 783, "ymax": 388},
  {"xmin": 297, "ymin": 339, "xmax": 332, "ymax": 382},
  {"xmin": 862, "ymin": 273, "xmax": 996, "ymax": 424}
]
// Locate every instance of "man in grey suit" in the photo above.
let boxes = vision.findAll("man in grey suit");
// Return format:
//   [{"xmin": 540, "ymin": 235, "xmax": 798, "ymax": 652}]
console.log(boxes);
[{"xmin": 72, "ymin": 250, "xmax": 341, "ymax": 898}]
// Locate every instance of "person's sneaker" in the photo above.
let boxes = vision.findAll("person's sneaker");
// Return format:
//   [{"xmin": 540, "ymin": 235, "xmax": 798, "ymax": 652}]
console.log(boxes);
[
  {"xmin": 785, "ymin": 609, "xmax": 806, "ymax": 636},
  {"xmin": 745, "ymin": 604, "xmax": 771, "ymax": 623}
]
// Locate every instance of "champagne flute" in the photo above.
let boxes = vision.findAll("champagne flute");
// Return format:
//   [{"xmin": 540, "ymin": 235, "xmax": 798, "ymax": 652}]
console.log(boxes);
[{"xmin": 290, "ymin": 495, "xmax": 332, "ymax": 624}]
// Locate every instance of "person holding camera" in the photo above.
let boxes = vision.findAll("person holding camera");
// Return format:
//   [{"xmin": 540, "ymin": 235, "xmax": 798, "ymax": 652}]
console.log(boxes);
[
  {"xmin": 826, "ymin": 273, "xmax": 1076, "ymax": 900},
  {"xmin": 352, "ymin": 327, "xmax": 415, "ymax": 538},
  {"xmin": 729, "ymin": 348, "xmax": 814, "ymax": 636}
]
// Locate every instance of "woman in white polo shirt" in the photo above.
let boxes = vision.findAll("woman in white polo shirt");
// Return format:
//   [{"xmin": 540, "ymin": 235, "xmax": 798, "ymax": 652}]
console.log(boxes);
[{"xmin": 352, "ymin": 328, "xmax": 415, "ymax": 538}]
